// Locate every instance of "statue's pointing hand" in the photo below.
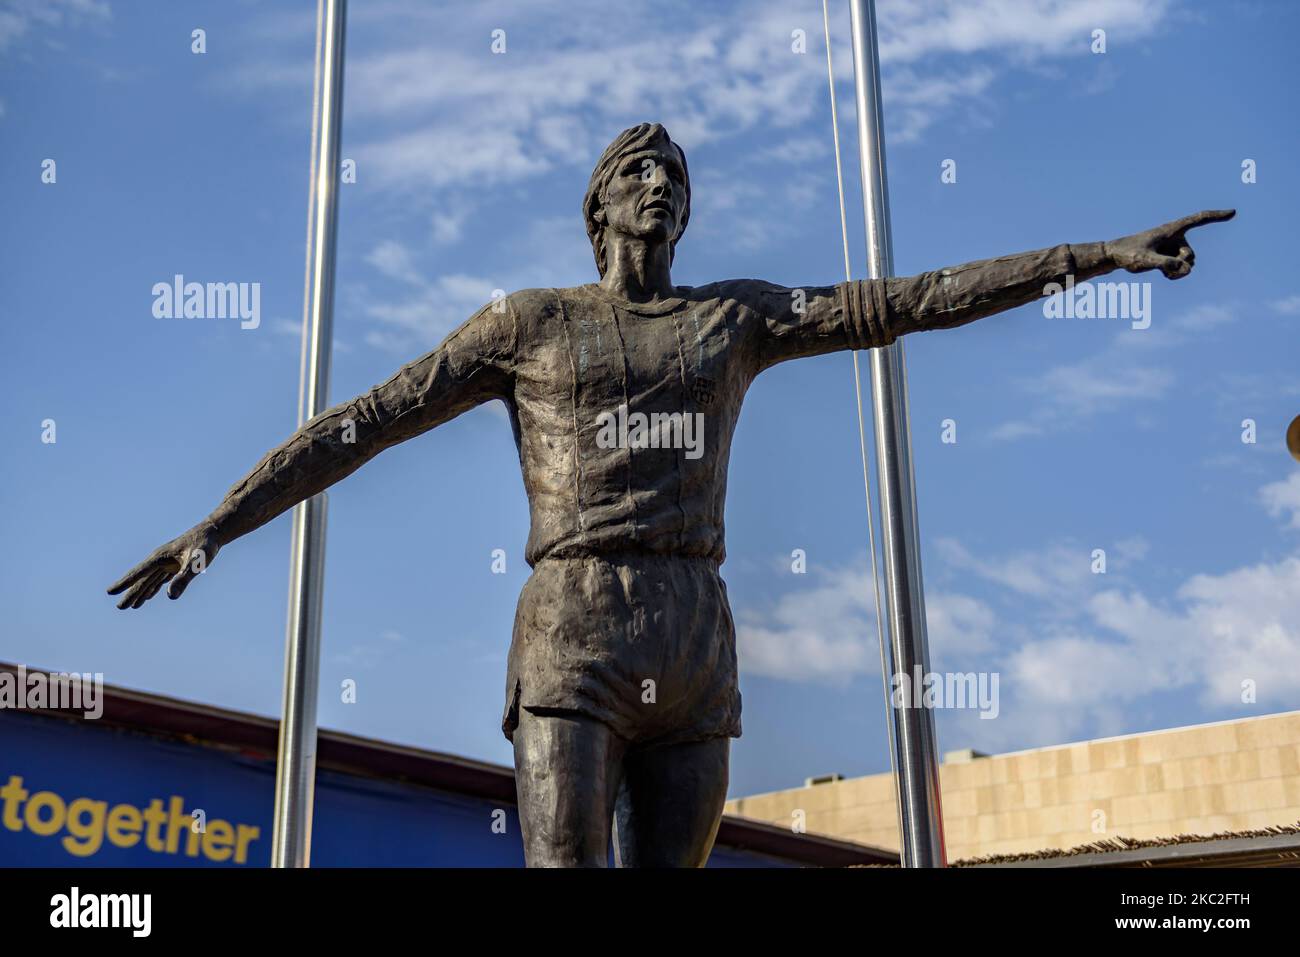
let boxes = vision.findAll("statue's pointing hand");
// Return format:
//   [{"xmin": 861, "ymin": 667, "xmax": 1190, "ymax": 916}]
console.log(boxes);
[
  {"xmin": 107, "ymin": 524, "xmax": 221, "ymax": 610},
  {"xmin": 1106, "ymin": 209, "xmax": 1235, "ymax": 280}
]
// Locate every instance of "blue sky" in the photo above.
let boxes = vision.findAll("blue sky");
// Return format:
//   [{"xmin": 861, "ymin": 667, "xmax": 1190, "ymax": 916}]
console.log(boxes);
[{"xmin": 2, "ymin": 0, "xmax": 1298, "ymax": 800}]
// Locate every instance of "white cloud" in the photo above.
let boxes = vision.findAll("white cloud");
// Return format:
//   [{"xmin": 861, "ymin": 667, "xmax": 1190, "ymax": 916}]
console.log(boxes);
[
  {"xmin": 1038, "ymin": 556, "xmax": 1300, "ymax": 714},
  {"xmin": 760, "ymin": 136, "xmax": 830, "ymax": 165},
  {"xmin": 734, "ymin": 482, "xmax": 1299, "ymax": 752},
  {"xmin": 221, "ymin": 0, "xmax": 1179, "ymax": 355},
  {"xmin": 987, "ymin": 420, "xmax": 1043, "ymax": 442},
  {"xmin": 948, "ymin": 527, "xmax": 1300, "ymax": 747},
  {"xmin": 1112, "ymin": 536, "xmax": 1150, "ymax": 565},
  {"xmin": 990, "ymin": 302, "xmax": 1240, "ymax": 442},
  {"xmin": 1032, "ymin": 356, "xmax": 1175, "ymax": 415},
  {"xmin": 354, "ymin": 216, "xmax": 595, "ymax": 352},
  {"xmin": 431, "ymin": 207, "xmax": 469, "ymax": 245},
  {"xmin": 925, "ymin": 591, "xmax": 998, "ymax": 663},
  {"xmin": 0, "ymin": 0, "xmax": 109, "ymax": 55},
  {"xmin": 736, "ymin": 558, "xmax": 999, "ymax": 683},
  {"xmin": 1008, "ymin": 632, "xmax": 1160, "ymax": 708},
  {"xmin": 880, "ymin": 65, "xmax": 997, "ymax": 144},
  {"xmin": 365, "ymin": 240, "xmax": 426, "ymax": 287},
  {"xmin": 1261, "ymin": 472, "xmax": 1300, "ymax": 530},
  {"xmin": 935, "ymin": 536, "xmax": 1093, "ymax": 601},
  {"xmin": 989, "ymin": 354, "xmax": 1172, "ymax": 441},
  {"xmin": 737, "ymin": 562, "xmax": 879, "ymax": 683},
  {"xmin": 1172, "ymin": 303, "xmax": 1235, "ymax": 331},
  {"xmin": 876, "ymin": 0, "xmax": 1172, "ymax": 63},
  {"xmin": 1176, "ymin": 559, "xmax": 1300, "ymax": 707},
  {"xmin": 1269, "ymin": 294, "xmax": 1300, "ymax": 315},
  {"xmin": 360, "ymin": 269, "xmax": 498, "ymax": 351},
  {"xmin": 231, "ymin": 0, "xmax": 1176, "ymax": 197}
]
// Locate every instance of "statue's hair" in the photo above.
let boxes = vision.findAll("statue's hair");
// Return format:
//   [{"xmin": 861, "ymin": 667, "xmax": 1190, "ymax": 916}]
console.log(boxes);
[{"xmin": 583, "ymin": 123, "xmax": 691, "ymax": 278}]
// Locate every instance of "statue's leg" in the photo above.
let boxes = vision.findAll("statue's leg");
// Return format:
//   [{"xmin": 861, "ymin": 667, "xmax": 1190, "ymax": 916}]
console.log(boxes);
[
  {"xmin": 512, "ymin": 707, "xmax": 627, "ymax": 867},
  {"xmin": 612, "ymin": 735, "xmax": 730, "ymax": 867}
]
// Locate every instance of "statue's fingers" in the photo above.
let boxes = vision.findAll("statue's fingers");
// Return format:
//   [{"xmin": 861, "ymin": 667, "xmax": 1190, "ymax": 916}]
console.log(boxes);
[
  {"xmin": 1178, "ymin": 244, "xmax": 1195, "ymax": 267},
  {"xmin": 1159, "ymin": 255, "xmax": 1192, "ymax": 279},
  {"xmin": 114, "ymin": 573, "xmax": 153, "ymax": 609},
  {"xmin": 116, "ymin": 568, "xmax": 167, "ymax": 610},
  {"xmin": 1124, "ymin": 249, "xmax": 1166, "ymax": 273},
  {"xmin": 129, "ymin": 570, "xmax": 169, "ymax": 609},
  {"xmin": 138, "ymin": 568, "xmax": 175, "ymax": 606},
  {"xmin": 1172, "ymin": 208, "xmax": 1235, "ymax": 233},
  {"xmin": 1127, "ymin": 248, "xmax": 1191, "ymax": 278},
  {"xmin": 108, "ymin": 554, "xmax": 164, "ymax": 595}
]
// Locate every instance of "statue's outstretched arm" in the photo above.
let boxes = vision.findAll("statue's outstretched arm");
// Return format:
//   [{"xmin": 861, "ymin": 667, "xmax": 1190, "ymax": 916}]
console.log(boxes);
[
  {"xmin": 108, "ymin": 301, "xmax": 517, "ymax": 609},
  {"xmin": 749, "ymin": 209, "xmax": 1234, "ymax": 371},
  {"xmin": 886, "ymin": 209, "xmax": 1235, "ymax": 338}
]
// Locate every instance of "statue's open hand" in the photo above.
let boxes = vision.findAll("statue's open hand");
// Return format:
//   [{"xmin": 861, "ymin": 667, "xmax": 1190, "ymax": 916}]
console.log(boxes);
[
  {"xmin": 107, "ymin": 524, "xmax": 221, "ymax": 610},
  {"xmin": 1107, "ymin": 209, "xmax": 1235, "ymax": 279}
]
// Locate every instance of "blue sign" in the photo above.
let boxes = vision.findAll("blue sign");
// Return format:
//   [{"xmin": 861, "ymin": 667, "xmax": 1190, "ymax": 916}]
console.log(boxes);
[{"xmin": 0, "ymin": 711, "xmax": 787, "ymax": 867}]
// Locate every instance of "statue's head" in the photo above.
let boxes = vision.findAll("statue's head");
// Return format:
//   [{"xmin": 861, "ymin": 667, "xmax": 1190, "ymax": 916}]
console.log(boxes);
[{"xmin": 583, "ymin": 122, "xmax": 691, "ymax": 278}]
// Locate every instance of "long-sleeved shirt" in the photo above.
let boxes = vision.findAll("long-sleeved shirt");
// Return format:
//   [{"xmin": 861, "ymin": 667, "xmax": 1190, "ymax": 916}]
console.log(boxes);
[{"xmin": 207, "ymin": 242, "xmax": 1099, "ymax": 566}]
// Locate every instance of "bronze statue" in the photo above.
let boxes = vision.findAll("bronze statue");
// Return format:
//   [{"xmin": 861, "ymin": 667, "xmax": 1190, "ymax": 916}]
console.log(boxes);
[{"xmin": 109, "ymin": 123, "xmax": 1233, "ymax": 867}]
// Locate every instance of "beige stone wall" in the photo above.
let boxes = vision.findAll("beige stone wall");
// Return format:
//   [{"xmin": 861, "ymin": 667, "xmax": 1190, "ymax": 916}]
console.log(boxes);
[{"xmin": 724, "ymin": 711, "xmax": 1300, "ymax": 860}]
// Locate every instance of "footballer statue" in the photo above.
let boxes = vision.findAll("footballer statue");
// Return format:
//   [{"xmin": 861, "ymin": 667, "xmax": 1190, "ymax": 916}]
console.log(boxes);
[{"xmin": 110, "ymin": 123, "xmax": 1233, "ymax": 867}]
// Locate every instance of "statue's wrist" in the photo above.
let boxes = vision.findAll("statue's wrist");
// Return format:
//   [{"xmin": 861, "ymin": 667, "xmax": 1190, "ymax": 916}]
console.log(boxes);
[
  {"xmin": 200, "ymin": 515, "xmax": 227, "ymax": 547},
  {"xmin": 1069, "ymin": 240, "xmax": 1113, "ymax": 279}
]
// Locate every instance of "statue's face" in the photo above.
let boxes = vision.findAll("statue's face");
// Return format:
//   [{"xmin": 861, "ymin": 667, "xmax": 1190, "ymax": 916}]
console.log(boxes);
[{"xmin": 597, "ymin": 141, "xmax": 688, "ymax": 248}]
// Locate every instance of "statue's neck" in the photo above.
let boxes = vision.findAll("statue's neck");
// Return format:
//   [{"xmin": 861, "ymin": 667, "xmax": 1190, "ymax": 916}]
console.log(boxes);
[{"xmin": 600, "ymin": 235, "xmax": 675, "ymax": 304}]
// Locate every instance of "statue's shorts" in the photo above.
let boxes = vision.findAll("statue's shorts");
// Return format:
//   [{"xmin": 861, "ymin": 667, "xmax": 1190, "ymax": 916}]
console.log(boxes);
[{"xmin": 503, "ymin": 554, "xmax": 743, "ymax": 748}]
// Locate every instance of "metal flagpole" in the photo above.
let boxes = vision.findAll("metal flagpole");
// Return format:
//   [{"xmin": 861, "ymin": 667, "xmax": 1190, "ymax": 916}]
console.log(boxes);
[
  {"xmin": 271, "ymin": 0, "xmax": 347, "ymax": 868},
  {"xmin": 847, "ymin": 0, "xmax": 947, "ymax": 867}
]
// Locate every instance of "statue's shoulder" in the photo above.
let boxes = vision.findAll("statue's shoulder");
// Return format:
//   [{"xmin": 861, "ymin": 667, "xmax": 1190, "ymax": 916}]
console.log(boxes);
[
  {"xmin": 504, "ymin": 280, "xmax": 777, "ymax": 316},
  {"xmin": 502, "ymin": 287, "xmax": 562, "ymax": 318},
  {"xmin": 687, "ymin": 278, "xmax": 784, "ymax": 307}
]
